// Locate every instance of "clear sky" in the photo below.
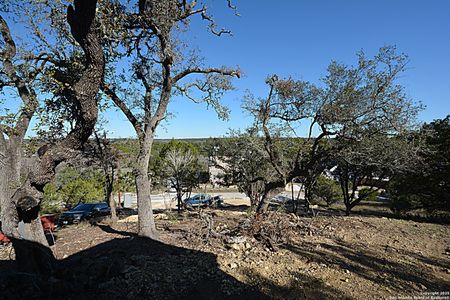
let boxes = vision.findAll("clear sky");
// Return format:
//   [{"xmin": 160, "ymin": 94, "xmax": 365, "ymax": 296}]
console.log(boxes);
[
  {"xmin": 109, "ymin": 0, "xmax": 449, "ymax": 139},
  {"xmin": 6, "ymin": 1, "xmax": 450, "ymax": 139}
]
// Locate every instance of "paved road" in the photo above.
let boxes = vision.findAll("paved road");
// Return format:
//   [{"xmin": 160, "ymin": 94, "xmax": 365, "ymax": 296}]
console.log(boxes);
[
  {"xmin": 120, "ymin": 189, "xmax": 305, "ymax": 209},
  {"xmin": 149, "ymin": 192, "xmax": 250, "ymax": 203}
]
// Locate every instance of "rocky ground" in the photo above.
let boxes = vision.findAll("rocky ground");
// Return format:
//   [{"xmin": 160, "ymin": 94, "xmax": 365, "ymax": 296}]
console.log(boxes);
[{"xmin": 1, "ymin": 201, "xmax": 449, "ymax": 299}]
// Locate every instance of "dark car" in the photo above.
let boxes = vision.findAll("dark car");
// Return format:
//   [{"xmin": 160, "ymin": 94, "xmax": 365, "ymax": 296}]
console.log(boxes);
[{"xmin": 58, "ymin": 202, "xmax": 110, "ymax": 225}]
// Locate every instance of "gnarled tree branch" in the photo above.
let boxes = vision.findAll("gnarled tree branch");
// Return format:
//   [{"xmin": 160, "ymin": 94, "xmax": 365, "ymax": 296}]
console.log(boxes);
[{"xmin": 11, "ymin": 0, "xmax": 105, "ymax": 239}]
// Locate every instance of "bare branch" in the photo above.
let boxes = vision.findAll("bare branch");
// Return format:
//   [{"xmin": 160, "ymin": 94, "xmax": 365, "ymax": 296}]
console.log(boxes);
[
  {"xmin": 173, "ymin": 66, "xmax": 240, "ymax": 83},
  {"xmin": 0, "ymin": 15, "xmax": 38, "ymax": 140},
  {"xmin": 201, "ymin": 11, "xmax": 232, "ymax": 36},
  {"xmin": 102, "ymin": 83, "xmax": 144, "ymax": 138}
]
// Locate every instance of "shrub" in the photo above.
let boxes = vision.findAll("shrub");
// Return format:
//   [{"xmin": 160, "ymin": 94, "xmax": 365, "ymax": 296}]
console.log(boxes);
[
  {"xmin": 358, "ymin": 187, "xmax": 379, "ymax": 202},
  {"xmin": 388, "ymin": 194, "xmax": 422, "ymax": 215},
  {"xmin": 312, "ymin": 176, "xmax": 341, "ymax": 206}
]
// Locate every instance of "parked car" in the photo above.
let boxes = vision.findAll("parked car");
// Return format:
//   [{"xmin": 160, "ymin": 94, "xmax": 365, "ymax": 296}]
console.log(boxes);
[
  {"xmin": 58, "ymin": 202, "xmax": 110, "ymax": 225},
  {"xmin": 184, "ymin": 194, "xmax": 224, "ymax": 208},
  {"xmin": 211, "ymin": 195, "xmax": 225, "ymax": 208}
]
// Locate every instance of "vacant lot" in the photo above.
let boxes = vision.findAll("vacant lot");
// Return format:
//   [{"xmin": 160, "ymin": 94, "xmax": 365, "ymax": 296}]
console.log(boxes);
[{"xmin": 1, "ymin": 202, "xmax": 449, "ymax": 299}]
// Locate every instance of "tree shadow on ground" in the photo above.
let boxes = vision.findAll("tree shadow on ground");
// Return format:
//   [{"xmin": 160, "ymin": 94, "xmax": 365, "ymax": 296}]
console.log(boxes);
[
  {"xmin": 0, "ymin": 226, "xmax": 268, "ymax": 300},
  {"xmin": 239, "ymin": 267, "xmax": 352, "ymax": 300},
  {"xmin": 320, "ymin": 201, "xmax": 450, "ymax": 224},
  {"xmin": 282, "ymin": 239, "xmax": 450, "ymax": 295},
  {"xmin": 217, "ymin": 204, "xmax": 251, "ymax": 212}
]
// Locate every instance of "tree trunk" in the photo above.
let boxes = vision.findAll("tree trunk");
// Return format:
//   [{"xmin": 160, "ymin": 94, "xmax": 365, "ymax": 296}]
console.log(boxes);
[
  {"xmin": 0, "ymin": 166, "xmax": 19, "ymax": 237},
  {"xmin": 135, "ymin": 138, "xmax": 158, "ymax": 239},
  {"xmin": 257, "ymin": 186, "xmax": 284, "ymax": 214},
  {"xmin": 19, "ymin": 214, "xmax": 48, "ymax": 245},
  {"xmin": 0, "ymin": 140, "xmax": 22, "ymax": 238},
  {"xmin": 107, "ymin": 183, "xmax": 118, "ymax": 222},
  {"xmin": 175, "ymin": 178, "xmax": 182, "ymax": 213},
  {"xmin": 256, "ymin": 195, "xmax": 270, "ymax": 214},
  {"xmin": 9, "ymin": 141, "xmax": 47, "ymax": 245},
  {"xmin": 345, "ymin": 204, "xmax": 351, "ymax": 216},
  {"xmin": 176, "ymin": 190, "xmax": 182, "ymax": 213},
  {"xmin": 10, "ymin": 0, "xmax": 104, "ymax": 249}
]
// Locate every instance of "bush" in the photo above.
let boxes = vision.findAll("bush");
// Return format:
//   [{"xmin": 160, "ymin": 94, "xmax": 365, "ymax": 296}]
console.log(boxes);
[
  {"xmin": 388, "ymin": 194, "xmax": 422, "ymax": 215},
  {"xmin": 60, "ymin": 178, "xmax": 104, "ymax": 209},
  {"xmin": 42, "ymin": 183, "xmax": 64, "ymax": 214},
  {"xmin": 312, "ymin": 176, "xmax": 341, "ymax": 206},
  {"xmin": 42, "ymin": 177, "xmax": 105, "ymax": 212},
  {"xmin": 358, "ymin": 187, "xmax": 379, "ymax": 202}
]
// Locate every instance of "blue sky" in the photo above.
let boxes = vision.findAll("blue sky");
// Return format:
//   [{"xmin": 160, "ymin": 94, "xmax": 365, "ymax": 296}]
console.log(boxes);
[
  {"xmin": 117, "ymin": 0, "xmax": 448, "ymax": 139},
  {"xmin": 4, "ymin": 1, "xmax": 450, "ymax": 139}
]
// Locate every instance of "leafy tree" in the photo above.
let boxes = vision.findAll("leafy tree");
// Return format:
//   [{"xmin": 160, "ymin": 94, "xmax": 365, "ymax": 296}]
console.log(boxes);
[
  {"xmin": 312, "ymin": 176, "xmax": 341, "ymax": 206},
  {"xmin": 208, "ymin": 130, "xmax": 275, "ymax": 209},
  {"xmin": 114, "ymin": 171, "xmax": 136, "ymax": 193},
  {"xmin": 59, "ymin": 178, "xmax": 104, "ymax": 209},
  {"xmin": 41, "ymin": 183, "xmax": 63, "ymax": 214},
  {"xmin": 0, "ymin": 12, "xmax": 39, "ymax": 238},
  {"xmin": 333, "ymin": 133, "xmax": 416, "ymax": 215},
  {"xmin": 7, "ymin": 0, "xmax": 105, "ymax": 247},
  {"xmin": 388, "ymin": 116, "xmax": 450, "ymax": 215},
  {"xmin": 153, "ymin": 139, "xmax": 201, "ymax": 213},
  {"xmin": 84, "ymin": 131, "xmax": 119, "ymax": 221},
  {"xmin": 41, "ymin": 166, "xmax": 107, "ymax": 213},
  {"xmin": 358, "ymin": 187, "xmax": 379, "ymax": 202},
  {"xmin": 98, "ymin": 0, "xmax": 240, "ymax": 238},
  {"xmin": 242, "ymin": 46, "xmax": 421, "ymax": 213}
]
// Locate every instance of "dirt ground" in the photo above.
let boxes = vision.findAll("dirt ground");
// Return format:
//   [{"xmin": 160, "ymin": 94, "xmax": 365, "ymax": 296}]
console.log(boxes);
[{"xmin": 1, "ymin": 201, "xmax": 449, "ymax": 299}]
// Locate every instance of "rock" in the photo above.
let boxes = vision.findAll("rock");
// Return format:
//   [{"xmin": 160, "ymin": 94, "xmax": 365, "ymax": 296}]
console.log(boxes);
[
  {"xmin": 154, "ymin": 213, "xmax": 169, "ymax": 220},
  {"xmin": 118, "ymin": 215, "xmax": 139, "ymax": 223},
  {"xmin": 244, "ymin": 242, "xmax": 251, "ymax": 249},
  {"xmin": 344, "ymin": 269, "xmax": 350, "ymax": 274},
  {"xmin": 228, "ymin": 236, "xmax": 247, "ymax": 244},
  {"xmin": 230, "ymin": 243, "xmax": 241, "ymax": 251},
  {"xmin": 229, "ymin": 262, "xmax": 238, "ymax": 269}
]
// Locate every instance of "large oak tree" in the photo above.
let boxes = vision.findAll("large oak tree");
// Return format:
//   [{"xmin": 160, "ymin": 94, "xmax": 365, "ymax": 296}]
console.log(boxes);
[
  {"xmin": 100, "ymin": 0, "xmax": 240, "ymax": 238},
  {"xmin": 242, "ymin": 46, "xmax": 421, "ymax": 213},
  {"xmin": 1, "ymin": 0, "xmax": 105, "ymax": 246}
]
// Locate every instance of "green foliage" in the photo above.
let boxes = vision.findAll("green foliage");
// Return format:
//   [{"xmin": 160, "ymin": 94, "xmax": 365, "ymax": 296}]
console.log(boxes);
[
  {"xmin": 388, "ymin": 193, "xmax": 422, "ymax": 216},
  {"xmin": 312, "ymin": 176, "xmax": 341, "ymax": 206},
  {"xmin": 387, "ymin": 115, "xmax": 450, "ymax": 214},
  {"xmin": 112, "ymin": 139, "xmax": 139, "ymax": 168},
  {"xmin": 35, "ymin": 53, "xmax": 86, "ymax": 141},
  {"xmin": 151, "ymin": 139, "xmax": 203, "ymax": 192},
  {"xmin": 114, "ymin": 171, "xmax": 136, "ymax": 193},
  {"xmin": 41, "ymin": 183, "xmax": 63, "ymax": 214},
  {"xmin": 239, "ymin": 46, "xmax": 421, "ymax": 213},
  {"xmin": 358, "ymin": 187, "xmax": 379, "ymax": 202},
  {"xmin": 41, "ymin": 167, "xmax": 106, "ymax": 212},
  {"xmin": 59, "ymin": 178, "xmax": 104, "ymax": 209},
  {"xmin": 208, "ymin": 130, "xmax": 273, "ymax": 207}
]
